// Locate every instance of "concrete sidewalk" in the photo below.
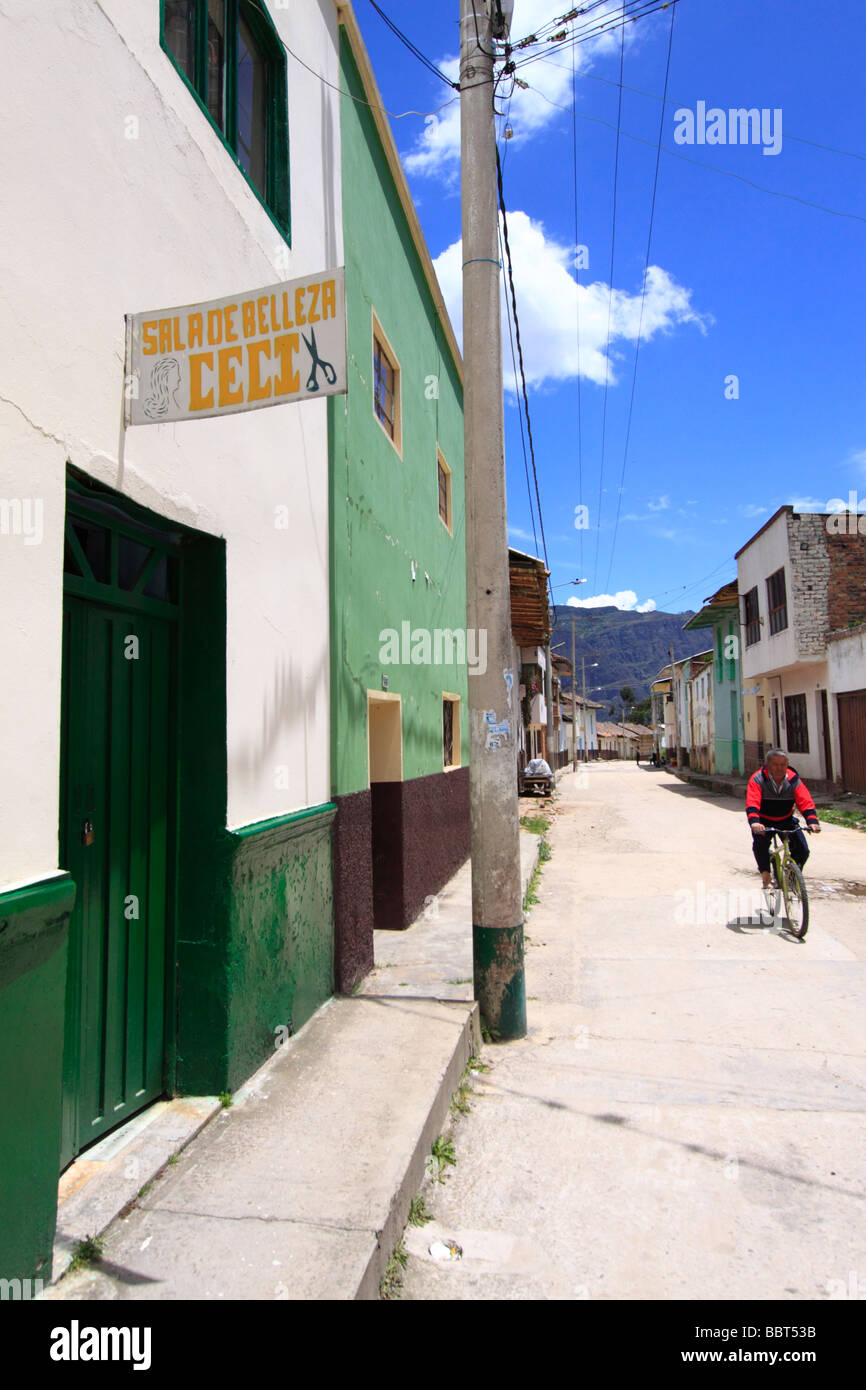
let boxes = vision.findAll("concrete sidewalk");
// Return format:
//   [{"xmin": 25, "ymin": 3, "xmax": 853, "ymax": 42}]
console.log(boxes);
[{"xmin": 43, "ymin": 832, "xmax": 540, "ymax": 1301}]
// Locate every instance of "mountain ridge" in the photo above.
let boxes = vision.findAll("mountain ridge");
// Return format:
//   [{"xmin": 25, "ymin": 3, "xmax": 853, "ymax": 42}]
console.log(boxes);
[{"xmin": 550, "ymin": 604, "xmax": 704, "ymax": 707}]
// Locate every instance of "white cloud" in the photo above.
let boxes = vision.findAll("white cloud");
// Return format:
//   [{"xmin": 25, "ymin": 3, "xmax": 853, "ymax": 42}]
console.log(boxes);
[
  {"xmin": 434, "ymin": 214, "xmax": 709, "ymax": 390},
  {"xmin": 788, "ymin": 496, "xmax": 829, "ymax": 512},
  {"xmin": 647, "ymin": 495, "xmax": 670, "ymax": 511},
  {"xmin": 405, "ymin": 1, "xmax": 634, "ymax": 179},
  {"xmin": 566, "ymin": 590, "xmax": 656, "ymax": 613},
  {"xmin": 845, "ymin": 448, "xmax": 866, "ymax": 474},
  {"xmin": 739, "ymin": 504, "xmax": 768, "ymax": 518}
]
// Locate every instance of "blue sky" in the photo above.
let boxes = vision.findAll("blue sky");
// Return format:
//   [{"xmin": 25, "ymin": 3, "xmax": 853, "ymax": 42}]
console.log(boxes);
[{"xmin": 349, "ymin": 0, "xmax": 866, "ymax": 614}]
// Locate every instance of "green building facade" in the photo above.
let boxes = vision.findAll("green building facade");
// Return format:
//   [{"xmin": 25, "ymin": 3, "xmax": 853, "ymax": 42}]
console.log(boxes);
[
  {"xmin": 683, "ymin": 581, "xmax": 745, "ymax": 775},
  {"xmin": 330, "ymin": 14, "xmax": 469, "ymax": 990}
]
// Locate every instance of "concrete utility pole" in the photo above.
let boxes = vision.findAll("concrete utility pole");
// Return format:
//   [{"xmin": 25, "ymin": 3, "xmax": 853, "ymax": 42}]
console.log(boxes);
[
  {"xmin": 545, "ymin": 638, "xmax": 554, "ymax": 765},
  {"xmin": 461, "ymin": 0, "xmax": 525, "ymax": 1041},
  {"xmin": 670, "ymin": 643, "xmax": 682, "ymax": 768},
  {"xmin": 582, "ymin": 654, "xmax": 588, "ymax": 762}
]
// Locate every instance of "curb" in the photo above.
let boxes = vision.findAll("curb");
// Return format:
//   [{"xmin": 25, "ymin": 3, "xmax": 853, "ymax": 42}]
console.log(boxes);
[{"xmin": 355, "ymin": 1002, "xmax": 481, "ymax": 1299}]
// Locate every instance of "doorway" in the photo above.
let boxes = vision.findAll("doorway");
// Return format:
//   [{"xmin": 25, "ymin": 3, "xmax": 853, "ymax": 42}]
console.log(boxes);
[
  {"xmin": 59, "ymin": 484, "xmax": 181, "ymax": 1166},
  {"xmin": 820, "ymin": 690, "xmax": 833, "ymax": 782},
  {"xmin": 367, "ymin": 693, "xmax": 403, "ymax": 929},
  {"xmin": 730, "ymin": 690, "xmax": 740, "ymax": 773}
]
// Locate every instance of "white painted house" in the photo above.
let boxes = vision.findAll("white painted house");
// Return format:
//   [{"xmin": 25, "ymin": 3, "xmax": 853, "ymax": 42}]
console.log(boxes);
[
  {"xmin": 736, "ymin": 506, "xmax": 866, "ymax": 783},
  {"xmin": 0, "ymin": 0, "xmax": 343, "ymax": 1282}
]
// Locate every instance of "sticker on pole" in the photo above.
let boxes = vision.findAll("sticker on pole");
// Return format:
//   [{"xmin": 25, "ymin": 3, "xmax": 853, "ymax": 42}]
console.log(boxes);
[{"xmin": 125, "ymin": 268, "xmax": 347, "ymax": 425}]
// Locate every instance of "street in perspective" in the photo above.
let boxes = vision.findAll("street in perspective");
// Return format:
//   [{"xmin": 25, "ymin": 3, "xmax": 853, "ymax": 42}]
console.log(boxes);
[{"xmin": 1, "ymin": 0, "xmax": 865, "ymax": 1356}]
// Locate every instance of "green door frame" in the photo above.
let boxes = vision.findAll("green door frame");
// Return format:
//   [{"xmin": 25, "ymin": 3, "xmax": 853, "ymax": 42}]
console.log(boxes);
[
  {"xmin": 62, "ymin": 466, "xmax": 230, "ymax": 1108},
  {"xmin": 60, "ymin": 476, "xmax": 184, "ymax": 1162}
]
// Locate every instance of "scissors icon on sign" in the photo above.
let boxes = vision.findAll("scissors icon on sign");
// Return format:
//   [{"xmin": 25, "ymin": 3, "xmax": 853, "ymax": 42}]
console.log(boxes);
[{"xmin": 302, "ymin": 326, "xmax": 337, "ymax": 392}]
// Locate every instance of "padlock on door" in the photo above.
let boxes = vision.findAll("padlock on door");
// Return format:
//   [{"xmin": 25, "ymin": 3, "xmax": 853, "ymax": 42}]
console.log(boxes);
[{"xmin": 81, "ymin": 820, "xmax": 95, "ymax": 847}]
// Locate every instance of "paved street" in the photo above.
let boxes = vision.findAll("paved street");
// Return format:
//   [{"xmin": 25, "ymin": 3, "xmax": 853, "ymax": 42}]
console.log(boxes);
[{"xmin": 402, "ymin": 762, "xmax": 866, "ymax": 1301}]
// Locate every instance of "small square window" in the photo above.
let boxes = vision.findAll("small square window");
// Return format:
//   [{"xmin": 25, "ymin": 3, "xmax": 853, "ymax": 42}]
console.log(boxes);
[
  {"xmin": 437, "ymin": 451, "xmax": 452, "ymax": 533},
  {"xmin": 443, "ymin": 694, "xmax": 461, "ymax": 769},
  {"xmin": 372, "ymin": 313, "xmax": 401, "ymax": 454}
]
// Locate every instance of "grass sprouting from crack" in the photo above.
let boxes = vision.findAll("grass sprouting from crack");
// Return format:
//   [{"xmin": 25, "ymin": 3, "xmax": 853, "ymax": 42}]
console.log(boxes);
[
  {"xmin": 68, "ymin": 1234, "xmax": 104, "ymax": 1272},
  {"xmin": 408, "ymin": 1195, "xmax": 433, "ymax": 1227},
  {"xmin": 379, "ymin": 1238, "xmax": 408, "ymax": 1299}
]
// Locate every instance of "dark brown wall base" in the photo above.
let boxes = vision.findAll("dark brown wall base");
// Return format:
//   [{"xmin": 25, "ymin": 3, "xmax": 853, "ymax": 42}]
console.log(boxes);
[
  {"xmin": 401, "ymin": 766, "xmax": 470, "ymax": 929},
  {"xmin": 332, "ymin": 768, "xmax": 471, "ymax": 988}
]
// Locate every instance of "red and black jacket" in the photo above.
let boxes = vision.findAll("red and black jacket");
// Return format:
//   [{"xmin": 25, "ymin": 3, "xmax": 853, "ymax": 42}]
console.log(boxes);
[{"xmin": 745, "ymin": 767, "xmax": 819, "ymax": 829}]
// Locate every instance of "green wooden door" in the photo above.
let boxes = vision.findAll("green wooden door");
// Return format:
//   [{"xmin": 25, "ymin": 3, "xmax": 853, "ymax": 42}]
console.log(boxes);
[{"xmin": 60, "ymin": 494, "xmax": 179, "ymax": 1166}]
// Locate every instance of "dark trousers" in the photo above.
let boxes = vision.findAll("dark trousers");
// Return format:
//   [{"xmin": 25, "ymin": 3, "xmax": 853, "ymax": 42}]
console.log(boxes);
[{"xmin": 752, "ymin": 820, "xmax": 810, "ymax": 874}]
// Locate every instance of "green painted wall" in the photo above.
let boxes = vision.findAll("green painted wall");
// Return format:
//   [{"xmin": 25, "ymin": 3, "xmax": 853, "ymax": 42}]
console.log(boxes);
[
  {"xmin": 684, "ymin": 610, "xmax": 744, "ymax": 776},
  {"xmin": 176, "ymin": 806, "xmax": 335, "ymax": 1096},
  {"xmin": 225, "ymin": 806, "xmax": 335, "ymax": 1091},
  {"xmin": 0, "ymin": 875, "xmax": 75, "ymax": 1282},
  {"xmin": 331, "ymin": 31, "xmax": 468, "ymax": 797}
]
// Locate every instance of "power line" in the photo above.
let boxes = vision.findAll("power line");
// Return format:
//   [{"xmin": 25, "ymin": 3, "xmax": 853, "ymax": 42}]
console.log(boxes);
[
  {"xmin": 367, "ymin": 0, "xmax": 460, "ymax": 90},
  {"xmin": 508, "ymin": 0, "xmax": 681, "ymax": 69},
  {"xmin": 571, "ymin": 25, "xmax": 585, "ymax": 580},
  {"xmin": 498, "ymin": 99, "xmax": 541, "ymax": 561},
  {"xmin": 542, "ymin": 62, "xmax": 866, "ymax": 164},
  {"xmin": 592, "ymin": 2, "xmax": 626, "ymax": 591},
  {"xmin": 281, "ymin": 36, "xmax": 459, "ymax": 120},
  {"xmin": 523, "ymin": 80, "xmax": 866, "ymax": 225},
  {"xmin": 645, "ymin": 557, "xmax": 735, "ymax": 607},
  {"xmin": 495, "ymin": 146, "xmax": 552, "ymax": 589},
  {"xmin": 604, "ymin": 0, "xmax": 676, "ymax": 592}
]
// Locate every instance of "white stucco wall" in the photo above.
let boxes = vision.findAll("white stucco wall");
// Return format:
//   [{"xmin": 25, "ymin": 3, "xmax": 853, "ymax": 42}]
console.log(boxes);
[
  {"xmin": 737, "ymin": 512, "xmax": 797, "ymax": 679},
  {"xmin": 828, "ymin": 629, "xmax": 866, "ymax": 695},
  {"xmin": 0, "ymin": 0, "xmax": 342, "ymax": 889},
  {"xmin": 828, "ymin": 629, "xmax": 866, "ymax": 778},
  {"xmin": 758, "ymin": 664, "xmax": 828, "ymax": 781}
]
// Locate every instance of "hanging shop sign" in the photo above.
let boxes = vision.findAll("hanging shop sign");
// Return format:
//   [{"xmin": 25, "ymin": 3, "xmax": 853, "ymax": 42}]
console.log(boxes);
[{"xmin": 125, "ymin": 268, "xmax": 346, "ymax": 425}]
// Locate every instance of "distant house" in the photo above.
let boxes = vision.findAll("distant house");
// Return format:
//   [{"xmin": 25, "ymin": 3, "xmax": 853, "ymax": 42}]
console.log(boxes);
[
  {"xmin": 620, "ymin": 723, "xmax": 654, "ymax": 760},
  {"xmin": 509, "ymin": 548, "xmax": 552, "ymax": 771},
  {"xmin": 667, "ymin": 649, "xmax": 713, "ymax": 767},
  {"xmin": 735, "ymin": 505, "xmax": 866, "ymax": 783},
  {"xmin": 682, "ymin": 581, "xmax": 744, "ymax": 775},
  {"xmin": 686, "ymin": 656, "xmax": 714, "ymax": 772},
  {"xmin": 650, "ymin": 666, "xmax": 675, "ymax": 760},
  {"xmin": 597, "ymin": 722, "xmax": 638, "ymax": 760}
]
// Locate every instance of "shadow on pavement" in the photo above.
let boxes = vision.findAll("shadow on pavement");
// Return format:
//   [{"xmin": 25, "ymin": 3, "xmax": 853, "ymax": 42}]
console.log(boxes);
[{"xmin": 726, "ymin": 916, "xmax": 804, "ymax": 943}]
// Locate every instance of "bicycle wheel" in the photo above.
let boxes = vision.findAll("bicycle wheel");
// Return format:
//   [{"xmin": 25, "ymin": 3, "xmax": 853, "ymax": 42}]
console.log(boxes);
[{"xmin": 782, "ymin": 862, "xmax": 809, "ymax": 939}]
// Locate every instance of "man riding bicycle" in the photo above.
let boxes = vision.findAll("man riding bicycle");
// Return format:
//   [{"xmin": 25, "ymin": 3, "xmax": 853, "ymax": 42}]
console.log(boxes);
[{"xmin": 746, "ymin": 747, "xmax": 821, "ymax": 890}]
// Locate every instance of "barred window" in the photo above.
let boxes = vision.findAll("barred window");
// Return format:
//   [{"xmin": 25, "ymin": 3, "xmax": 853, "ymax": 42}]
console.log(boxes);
[
  {"xmin": 784, "ymin": 693, "xmax": 809, "ymax": 753},
  {"xmin": 442, "ymin": 695, "xmax": 460, "ymax": 768},
  {"xmin": 767, "ymin": 567, "xmax": 788, "ymax": 635}
]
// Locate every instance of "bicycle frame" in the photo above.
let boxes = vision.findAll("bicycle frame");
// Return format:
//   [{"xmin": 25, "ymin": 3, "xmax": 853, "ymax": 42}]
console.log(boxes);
[{"xmin": 760, "ymin": 822, "xmax": 809, "ymax": 937}]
